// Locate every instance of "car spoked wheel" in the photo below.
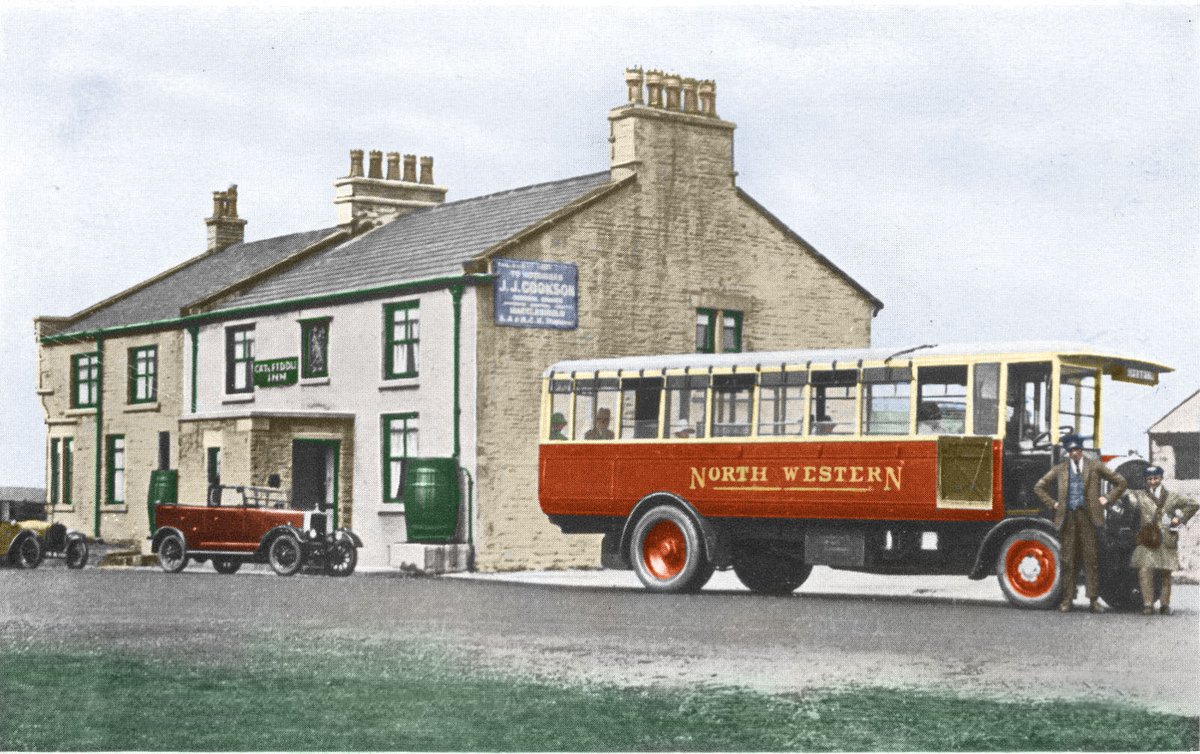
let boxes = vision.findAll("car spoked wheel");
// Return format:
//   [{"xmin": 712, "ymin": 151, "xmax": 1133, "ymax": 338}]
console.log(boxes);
[
  {"xmin": 323, "ymin": 537, "xmax": 357, "ymax": 577},
  {"xmin": 212, "ymin": 557, "xmax": 241, "ymax": 575},
  {"xmin": 64, "ymin": 537, "xmax": 89, "ymax": 569},
  {"xmin": 630, "ymin": 504, "xmax": 713, "ymax": 593},
  {"xmin": 158, "ymin": 532, "xmax": 188, "ymax": 573},
  {"xmin": 268, "ymin": 535, "xmax": 303, "ymax": 577},
  {"xmin": 10, "ymin": 534, "xmax": 41, "ymax": 569},
  {"xmin": 997, "ymin": 529, "xmax": 1062, "ymax": 609}
]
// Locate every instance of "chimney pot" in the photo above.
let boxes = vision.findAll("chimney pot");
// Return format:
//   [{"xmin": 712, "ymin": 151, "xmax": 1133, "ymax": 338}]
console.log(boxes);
[
  {"xmin": 697, "ymin": 80, "xmax": 716, "ymax": 117},
  {"xmin": 681, "ymin": 77, "xmax": 699, "ymax": 113},
  {"xmin": 645, "ymin": 69, "xmax": 664, "ymax": 108},
  {"xmin": 225, "ymin": 184, "xmax": 239, "ymax": 218},
  {"xmin": 403, "ymin": 154, "xmax": 417, "ymax": 183},
  {"xmin": 419, "ymin": 156, "xmax": 434, "ymax": 185},
  {"xmin": 212, "ymin": 190, "xmax": 225, "ymax": 218},
  {"xmin": 206, "ymin": 185, "xmax": 247, "ymax": 253},
  {"xmin": 349, "ymin": 149, "xmax": 364, "ymax": 177},
  {"xmin": 663, "ymin": 73, "xmax": 682, "ymax": 111},
  {"xmin": 368, "ymin": 150, "xmax": 383, "ymax": 179},
  {"xmin": 386, "ymin": 152, "xmax": 401, "ymax": 180},
  {"xmin": 624, "ymin": 66, "xmax": 645, "ymax": 105}
]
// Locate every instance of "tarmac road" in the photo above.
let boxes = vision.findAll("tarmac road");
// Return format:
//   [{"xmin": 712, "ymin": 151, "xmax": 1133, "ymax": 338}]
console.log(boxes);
[{"xmin": 0, "ymin": 566, "xmax": 1195, "ymax": 716}]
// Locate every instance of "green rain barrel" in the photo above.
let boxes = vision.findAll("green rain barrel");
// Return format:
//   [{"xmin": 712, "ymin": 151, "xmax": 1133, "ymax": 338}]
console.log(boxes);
[
  {"xmin": 147, "ymin": 470, "xmax": 178, "ymax": 533},
  {"xmin": 402, "ymin": 458, "xmax": 460, "ymax": 543}
]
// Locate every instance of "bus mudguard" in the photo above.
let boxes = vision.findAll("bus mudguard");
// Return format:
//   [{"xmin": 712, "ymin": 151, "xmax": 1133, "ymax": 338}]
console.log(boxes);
[
  {"xmin": 620, "ymin": 493, "xmax": 730, "ymax": 568},
  {"xmin": 968, "ymin": 516, "xmax": 1058, "ymax": 580}
]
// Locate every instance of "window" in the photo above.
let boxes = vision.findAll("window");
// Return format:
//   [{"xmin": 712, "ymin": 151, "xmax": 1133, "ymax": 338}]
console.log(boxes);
[
  {"xmin": 810, "ymin": 370, "xmax": 857, "ymax": 435},
  {"xmin": 695, "ymin": 308, "xmax": 744, "ymax": 354},
  {"xmin": 548, "ymin": 379, "xmax": 572, "ymax": 440},
  {"xmin": 128, "ymin": 345, "xmax": 158, "ymax": 403},
  {"xmin": 384, "ymin": 301, "xmax": 419, "ymax": 379},
  {"xmin": 62, "ymin": 438, "xmax": 73, "ymax": 506},
  {"xmin": 225, "ymin": 325, "xmax": 255, "ymax": 394},
  {"xmin": 757, "ymin": 371, "xmax": 806, "ymax": 436},
  {"xmin": 49, "ymin": 439, "xmax": 60, "ymax": 506},
  {"xmin": 664, "ymin": 374, "xmax": 709, "ymax": 439},
  {"xmin": 712, "ymin": 374, "xmax": 754, "ymax": 437},
  {"xmin": 71, "ymin": 353, "xmax": 99, "ymax": 408},
  {"xmin": 972, "ymin": 363, "xmax": 1001, "ymax": 436},
  {"xmin": 574, "ymin": 378, "xmax": 619, "ymax": 440},
  {"xmin": 301, "ymin": 318, "xmax": 331, "ymax": 379},
  {"xmin": 105, "ymin": 435, "xmax": 125, "ymax": 506},
  {"xmin": 862, "ymin": 367, "xmax": 912, "ymax": 436},
  {"xmin": 382, "ymin": 413, "xmax": 419, "ymax": 503},
  {"xmin": 1006, "ymin": 362, "xmax": 1052, "ymax": 450},
  {"xmin": 917, "ymin": 365, "xmax": 968, "ymax": 435},
  {"xmin": 620, "ymin": 377, "xmax": 663, "ymax": 439},
  {"xmin": 1059, "ymin": 366, "xmax": 1097, "ymax": 444}
]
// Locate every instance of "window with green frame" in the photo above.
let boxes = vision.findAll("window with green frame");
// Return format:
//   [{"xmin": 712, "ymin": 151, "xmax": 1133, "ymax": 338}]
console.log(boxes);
[
  {"xmin": 381, "ymin": 413, "xmax": 419, "ymax": 503},
  {"xmin": 383, "ymin": 301, "xmax": 419, "ymax": 379},
  {"xmin": 105, "ymin": 435, "xmax": 125, "ymax": 505},
  {"xmin": 225, "ymin": 324, "xmax": 255, "ymax": 394},
  {"xmin": 49, "ymin": 439, "xmax": 60, "ymax": 506},
  {"xmin": 71, "ymin": 352, "xmax": 100, "ymax": 408},
  {"xmin": 301, "ymin": 318, "xmax": 331, "ymax": 379},
  {"xmin": 62, "ymin": 438, "xmax": 73, "ymax": 506},
  {"xmin": 721, "ymin": 310, "xmax": 743, "ymax": 353},
  {"xmin": 128, "ymin": 345, "xmax": 158, "ymax": 403},
  {"xmin": 695, "ymin": 308, "xmax": 743, "ymax": 354},
  {"xmin": 695, "ymin": 308, "xmax": 716, "ymax": 353}
]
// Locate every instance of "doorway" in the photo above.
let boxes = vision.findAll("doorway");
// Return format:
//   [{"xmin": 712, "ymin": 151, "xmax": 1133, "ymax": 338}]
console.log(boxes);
[{"xmin": 291, "ymin": 439, "xmax": 340, "ymax": 527}]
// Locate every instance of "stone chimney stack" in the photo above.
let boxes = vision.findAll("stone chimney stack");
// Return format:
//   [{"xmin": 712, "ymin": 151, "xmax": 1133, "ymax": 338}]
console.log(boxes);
[
  {"xmin": 205, "ymin": 184, "xmax": 248, "ymax": 253},
  {"xmin": 334, "ymin": 148, "xmax": 448, "ymax": 228},
  {"xmin": 609, "ymin": 67, "xmax": 735, "ymax": 185}
]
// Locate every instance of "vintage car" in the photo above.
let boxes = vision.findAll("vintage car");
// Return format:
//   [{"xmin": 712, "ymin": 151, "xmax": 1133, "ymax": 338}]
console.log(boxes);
[
  {"xmin": 150, "ymin": 485, "xmax": 361, "ymax": 577},
  {"xmin": 1, "ymin": 518, "xmax": 89, "ymax": 569}
]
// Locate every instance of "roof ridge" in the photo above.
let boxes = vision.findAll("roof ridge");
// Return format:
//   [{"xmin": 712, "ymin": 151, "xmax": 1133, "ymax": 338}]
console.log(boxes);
[
  {"xmin": 422, "ymin": 170, "xmax": 611, "ymax": 213},
  {"xmin": 1149, "ymin": 388, "xmax": 1200, "ymax": 433}
]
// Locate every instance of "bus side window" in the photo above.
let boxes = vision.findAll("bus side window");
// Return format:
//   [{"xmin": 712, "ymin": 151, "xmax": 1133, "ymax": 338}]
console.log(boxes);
[
  {"xmin": 917, "ymin": 365, "xmax": 968, "ymax": 435},
  {"xmin": 620, "ymin": 377, "xmax": 664, "ymax": 439},
  {"xmin": 712, "ymin": 374, "xmax": 754, "ymax": 437},
  {"xmin": 548, "ymin": 378, "xmax": 572, "ymax": 440},
  {"xmin": 862, "ymin": 366, "xmax": 912, "ymax": 436},
  {"xmin": 664, "ymin": 374, "xmax": 709, "ymax": 439},
  {"xmin": 972, "ymin": 363, "xmax": 1000, "ymax": 436},
  {"xmin": 758, "ymin": 370, "xmax": 806, "ymax": 436},
  {"xmin": 573, "ymin": 378, "xmax": 619, "ymax": 441},
  {"xmin": 810, "ymin": 369, "xmax": 857, "ymax": 435}
]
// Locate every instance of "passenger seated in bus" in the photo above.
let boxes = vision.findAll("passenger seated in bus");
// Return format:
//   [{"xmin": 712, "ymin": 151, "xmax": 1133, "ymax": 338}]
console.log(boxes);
[
  {"xmin": 811, "ymin": 413, "xmax": 834, "ymax": 435},
  {"xmin": 916, "ymin": 401, "xmax": 942, "ymax": 434},
  {"xmin": 672, "ymin": 419, "xmax": 695, "ymax": 438},
  {"xmin": 584, "ymin": 408, "xmax": 615, "ymax": 440},
  {"xmin": 549, "ymin": 412, "xmax": 568, "ymax": 441}
]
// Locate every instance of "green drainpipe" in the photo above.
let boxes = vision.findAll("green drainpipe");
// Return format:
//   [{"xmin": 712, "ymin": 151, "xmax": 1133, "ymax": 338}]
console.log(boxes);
[
  {"xmin": 449, "ymin": 284, "xmax": 474, "ymax": 556},
  {"xmin": 188, "ymin": 325, "xmax": 199, "ymax": 414},
  {"xmin": 93, "ymin": 334, "xmax": 104, "ymax": 539}
]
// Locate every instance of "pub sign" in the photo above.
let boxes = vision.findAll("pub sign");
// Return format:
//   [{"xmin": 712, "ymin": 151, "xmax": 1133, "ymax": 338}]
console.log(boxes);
[{"xmin": 253, "ymin": 357, "xmax": 299, "ymax": 388}]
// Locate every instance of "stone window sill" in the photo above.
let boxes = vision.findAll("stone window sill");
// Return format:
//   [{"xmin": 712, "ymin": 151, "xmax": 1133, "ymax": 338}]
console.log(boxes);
[
  {"xmin": 102, "ymin": 505, "xmax": 128, "ymax": 513},
  {"xmin": 378, "ymin": 505, "xmax": 407, "ymax": 514},
  {"xmin": 301, "ymin": 377, "xmax": 331, "ymax": 387},
  {"xmin": 65, "ymin": 407, "xmax": 97, "ymax": 417},
  {"xmin": 379, "ymin": 377, "xmax": 419, "ymax": 391},
  {"xmin": 36, "ymin": 388, "xmax": 54, "ymax": 396},
  {"xmin": 47, "ymin": 417, "xmax": 79, "ymax": 426},
  {"xmin": 52, "ymin": 505, "xmax": 75, "ymax": 513},
  {"xmin": 222, "ymin": 393, "xmax": 255, "ymax": 405},
  {"xmin": 124, "ymin": 402, "xmax": 160, "ymax": 413}
]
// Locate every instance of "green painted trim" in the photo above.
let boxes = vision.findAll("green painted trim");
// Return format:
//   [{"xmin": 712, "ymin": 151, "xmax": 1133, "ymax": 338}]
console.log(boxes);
[
  {"xmin": 293, "ymin": 438, "xmax": 341, "ymax": 529},
  {"xmin": 62, "ymin": 438, "xmax": 73, "ymax": 507},
  {"xmin": 696, "ymin": 308, "xmax": 716, "ymax": 354},
  {"xmin": 724, "ymin": 310, "xmax": 744, "ymax": 354},
  {"xmin": 188, "ymin": 326, "xmax": 199, "ymax": 414},
  {"xmin": 70, "ymin": 352, "xmax": 100, "ymax": 408},
  {"xmin": 382, "ymin": 300, "xmax": 420, "ymax": 380},
  {"xmin": 380, "ymin": 412, "xmax": 419, "ymax": 504},
  {"xmin": 49, "ymin": 439, "xmax": 61, "ymax": 506},
  {"xmin": 127, "ymin": 345, "xmax": 158, "ymax": 404},
  {"xmin": 300, "ymin": 319, "xmax": 331, "ymax": 379},
  {"xmin": 41, "ymin": 274, "xmax": 494, "ymax": 346},
  {"xmin": 104, "ymin": 434, "xmax": 126, "ymax": 506},
  {"xmin": 93, "ymin": 335, "xmax": 104, "ymax": 539},
  {"xmin": 450, "ymin": 285, "xmax": 463, "ymax": 461}
]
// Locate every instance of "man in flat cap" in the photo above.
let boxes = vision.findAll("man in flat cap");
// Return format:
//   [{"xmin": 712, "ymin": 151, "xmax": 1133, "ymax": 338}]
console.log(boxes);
[
  {"xmin": 1127, "ymin": 465, "xmax": 1198, "ymax": 615},
  {"xmin": 1034, "ymin": 434, "xmax": 1127, "ymax": 612}
]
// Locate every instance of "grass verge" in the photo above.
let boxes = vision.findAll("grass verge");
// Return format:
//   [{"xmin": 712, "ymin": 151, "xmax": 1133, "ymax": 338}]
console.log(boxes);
[{"xmin": 1, "ymin": 640, "xmax": 1196, "ymax": 751}]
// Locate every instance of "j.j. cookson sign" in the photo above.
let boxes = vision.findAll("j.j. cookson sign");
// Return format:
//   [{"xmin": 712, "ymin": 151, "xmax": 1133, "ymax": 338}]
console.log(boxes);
[{"xmin": 493, "ymin": 258, "xmax": 578, "ymax": 330}]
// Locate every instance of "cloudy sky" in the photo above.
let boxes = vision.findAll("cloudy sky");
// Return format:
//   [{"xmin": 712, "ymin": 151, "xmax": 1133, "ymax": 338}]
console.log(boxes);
[{"xmin": 1, "ymin": 4, "xmax": 1196, "ymax": 486}]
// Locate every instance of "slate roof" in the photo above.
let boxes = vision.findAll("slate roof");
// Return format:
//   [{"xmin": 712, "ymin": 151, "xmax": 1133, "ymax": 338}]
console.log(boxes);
[
  {"xmin": 61, "ymin": 227, "xmax": 340, "ymax": 335},
  {"xmin": 0, "ymin": 486, "xmax": 45, "ymax": 503},
  {"xmin": 1150, "ymin": 390, "xmax": 1200, "ymax": 435},
  {"xmin": 217, "ymin": 171, "xmax": 615, "ymax": 309}
]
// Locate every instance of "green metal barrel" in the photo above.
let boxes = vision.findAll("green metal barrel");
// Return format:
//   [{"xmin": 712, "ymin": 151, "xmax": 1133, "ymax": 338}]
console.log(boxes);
[
  {"xmin": 402, "ymin": 458, "xmax": 460, "ymax": 543},
  {"xmin": 147, "ymin": 470, "xmax": 178, "ymax": 533}
]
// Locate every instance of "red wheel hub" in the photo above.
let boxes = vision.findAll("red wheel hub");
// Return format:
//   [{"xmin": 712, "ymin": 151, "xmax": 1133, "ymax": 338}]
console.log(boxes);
[
  {"xmin": 1004, "ymin": 539, "xmax": 1057, "ymax": 598},
  {"xmin": 642, "ymin": 520, "xmax": 688, "ymax": 580}
]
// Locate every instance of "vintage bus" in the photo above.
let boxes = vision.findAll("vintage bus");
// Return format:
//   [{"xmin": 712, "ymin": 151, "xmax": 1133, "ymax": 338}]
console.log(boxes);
[{"xmin": 537, "ymin": 343, "xmax": 1171, "ymax": 609}]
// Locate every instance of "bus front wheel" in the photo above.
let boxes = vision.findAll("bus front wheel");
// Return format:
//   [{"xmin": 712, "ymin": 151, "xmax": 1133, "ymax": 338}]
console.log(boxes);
[
  {"xmin": 996, "ymin": 529, "xmax": 1063, "ymax": 609},
  {"xmin": 630, "ymin": 505, "xmax": 713, "ymax": 593}
]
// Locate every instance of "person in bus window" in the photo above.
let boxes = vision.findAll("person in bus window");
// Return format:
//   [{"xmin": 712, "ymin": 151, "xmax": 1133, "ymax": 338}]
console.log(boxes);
[
  {"xmin": 584, "ymin": 408, "xmax": 614, "ymax": 440},
  {"xmin": 672, "ymin": 419, "xmax": 695, "ymax": 438},
  {"xmin": 1034, "ymin": 434, "xmax": 1127, "ymax": 613},
  {"xmin": 1127, "ymin": 465, "xmax": 1198, "ymax": 615},
  {"xmin": 549, "ymin": 413, "xmax": 568, "ymax": 441}
]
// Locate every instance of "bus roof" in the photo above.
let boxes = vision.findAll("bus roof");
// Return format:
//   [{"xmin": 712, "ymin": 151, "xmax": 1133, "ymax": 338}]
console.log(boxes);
[{"xmin": 543, "ymin": 342, "xmax": 1173, "ymax": 379}]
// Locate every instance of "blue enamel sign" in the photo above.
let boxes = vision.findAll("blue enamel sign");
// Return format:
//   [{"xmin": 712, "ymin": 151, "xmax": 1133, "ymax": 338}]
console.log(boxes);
[{"xmin": 493, "ymin": 258, "xmax": 578, "ymax": 330}]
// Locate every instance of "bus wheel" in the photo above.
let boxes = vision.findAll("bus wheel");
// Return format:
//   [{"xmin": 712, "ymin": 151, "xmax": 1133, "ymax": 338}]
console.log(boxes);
[
  {"xmin": 996, "ymin": 529, "xmax": 1062, "ymax": 609},
  {"xmin": 732, "ymin": 545, "xmax": 812, "ymax": 595},
  {"xmin": 1099, "ymin": 565, "xmax": 1156, "ymax": 612},
  {"xmin": 630, "ymin": 505, "xmax": 713, "ymax": 593}
]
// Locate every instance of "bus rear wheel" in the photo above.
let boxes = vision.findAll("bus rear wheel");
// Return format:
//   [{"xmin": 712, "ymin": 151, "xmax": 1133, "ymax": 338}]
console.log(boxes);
[
  {"xmin": 997, "ymin": 529, "xmax": 1063, "ymax": 609},
  {"xmin": 732, "ymin": 545, "xmax": 812, "ymax": 595},
  {"xmin": 630, "ymin": 505, "xmax": 713, "ymax": 593}
]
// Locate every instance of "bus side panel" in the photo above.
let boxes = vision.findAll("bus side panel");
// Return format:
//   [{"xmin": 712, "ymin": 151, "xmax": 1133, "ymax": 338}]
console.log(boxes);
[{"xmin": 539, "ymin": 440, "xmax": 1004, "ymax": 523}]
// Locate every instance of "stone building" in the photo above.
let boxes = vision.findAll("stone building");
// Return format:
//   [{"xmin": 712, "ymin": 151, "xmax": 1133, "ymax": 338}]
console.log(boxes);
[
  {"xmin": 1149, "ymin": 389, "xmax": 1200, "ymax": 497},
  {"xmin": 36, "ymin": 68, "xmax": 881, "ymax": 569}
]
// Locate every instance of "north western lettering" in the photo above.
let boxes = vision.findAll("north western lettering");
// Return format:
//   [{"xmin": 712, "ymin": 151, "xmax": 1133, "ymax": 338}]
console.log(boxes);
[{"xmin": 690, "ymin": 464, "xmax": 902, "ymax": 491}]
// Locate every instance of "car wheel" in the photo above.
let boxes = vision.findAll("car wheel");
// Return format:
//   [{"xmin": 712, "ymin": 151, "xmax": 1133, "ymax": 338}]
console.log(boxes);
[
  {"xmin": 157, "ymin": 532, "xmax": 188, "ymax": 573},
  {"xmin": 323, "ymin": 537, "xmax": 357, "ymax": 577},
  {"xmin": 996, "ymin": 529, "xmax": 1063, "ymax": 609},
  {"xmin": 629, "ymin": 504, "xmax": 713, "ymax": 593},
  {"xmin": 212, "ymin": 557, "xmax": 241, "ymax": 575},
  {"xmin": 10, "ymin": 533, "xmax": 41, "ymax": 569},
  {"xmin": 731, "ymin": 544, "xmax": 812, "ymax": 595},
  {"xmin": 64, "ymin": 536, "xmax": 89, "ymax": 569},
  {"xmin": 268, "ymin": 535, "xmax": 303, "ymax": 577}
]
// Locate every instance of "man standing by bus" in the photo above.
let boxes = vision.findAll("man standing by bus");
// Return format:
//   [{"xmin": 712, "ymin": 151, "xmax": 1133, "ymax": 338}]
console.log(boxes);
[{"xmin": 1034, "ymin": 435, "xmax": 1127, "ymax": 613}]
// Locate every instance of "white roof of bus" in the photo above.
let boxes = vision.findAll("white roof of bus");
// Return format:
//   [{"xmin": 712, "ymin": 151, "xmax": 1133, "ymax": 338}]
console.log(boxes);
[{"xmin": 543, "ymin": 342, "xmax": 1173, "ymax": 377}]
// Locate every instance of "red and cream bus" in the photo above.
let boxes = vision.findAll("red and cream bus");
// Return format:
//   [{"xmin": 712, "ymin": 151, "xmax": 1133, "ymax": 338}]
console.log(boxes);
[{"xmin": 538, "ymin": 343, "xmax": 1170, "ymax": 609}]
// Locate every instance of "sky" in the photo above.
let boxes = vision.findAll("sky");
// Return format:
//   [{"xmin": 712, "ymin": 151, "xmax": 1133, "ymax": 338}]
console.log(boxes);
[{"xmin": 1, "ymin": 3, "xmax": 1197, "ymax": 487}]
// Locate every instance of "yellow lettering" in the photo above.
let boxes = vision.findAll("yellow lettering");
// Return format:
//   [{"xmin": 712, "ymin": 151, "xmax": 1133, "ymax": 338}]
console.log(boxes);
[
  {"xmin": 850, "ymin": 466, "xmax": 864, "ymax": 483},
  {"xmin": 722, "ymin": 467, "xmax": 736, "ymax": 482},
  {"xmin": 752, "ymin": 467, "xmax": 768, "ymax": 483},
  {"xmin": 834, "ymin": 467, "xmax": 847, "ymax": 483},
  {"xmin": 736, "ymin": 466, "xmax": 749, "ymax": 482},
  {"xmin": 804, "ymin": 466, "xmax": 817, "ymax": 482},
  {"xmin": 708, "ymin": 468, "xmax": 721, "ymax": 481},
  {"xmin": 819, "ymin": 467, "xmax": 832, "ymax": 483},
  {"xmin": 885, "ymin": 466, "xmax": 902, "ymax": 491},
  {"xmin": 690, "ymin": 467, "xmax": 705, "ymax": 490},
  {"xmin": 783, "ymin": 467, "xmax": 799, "ymax": 482},
  {"xmin": 868, "ymin": 467, "xmax": 882, "ymax": 483}
]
